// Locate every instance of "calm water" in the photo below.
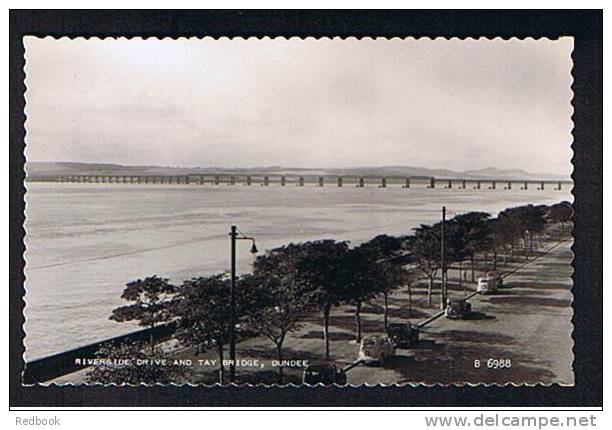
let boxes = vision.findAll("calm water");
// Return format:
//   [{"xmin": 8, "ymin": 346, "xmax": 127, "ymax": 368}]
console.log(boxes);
[{"xmin": 24, "ymin": 182, "xmax": 572, "ymax": 359}]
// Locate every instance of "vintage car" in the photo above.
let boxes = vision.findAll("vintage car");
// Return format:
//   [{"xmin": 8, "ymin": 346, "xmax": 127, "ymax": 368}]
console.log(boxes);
[
  {"xmin": 477, "ymin": 271, "xmax": 504, "ymax": 294},
  {"xmin": 445, "ymin": 298, "xmax": 472, "ymax": 319},
  {"xmin": 358, "ymin": 334, "xmax": 396, "ymax": 365},
  {"xmin": 302, "ymin": 363, "xmax": 347, "ymax": 385},
  {"xmin": 386, "ymin": 322, "xmax": 419, "ymax": 348}
]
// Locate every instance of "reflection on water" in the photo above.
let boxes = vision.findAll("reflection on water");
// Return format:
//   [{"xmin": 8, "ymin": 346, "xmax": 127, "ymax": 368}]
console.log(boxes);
[{"xmin": 24, "ymin": 182, "xmax": 572, "ymax": 359}]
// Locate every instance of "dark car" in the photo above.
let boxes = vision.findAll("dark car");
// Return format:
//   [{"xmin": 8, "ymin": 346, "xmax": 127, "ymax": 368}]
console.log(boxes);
[
  {"xmin": 302, "ymin": 363, "xmax": 347, "ymax": 385},
  {"xmin": 386, "ymin": 322, "xmax": 419, "ymax": 348},
  {"xmin": 445, "ymin": 298, "xmax": 472, "ymax": 319}
]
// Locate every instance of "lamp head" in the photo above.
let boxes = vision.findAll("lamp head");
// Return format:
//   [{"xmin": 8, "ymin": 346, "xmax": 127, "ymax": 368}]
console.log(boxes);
[{"xmin": 250, "ymin": 241, "xmax": 259, "ymax": 254}]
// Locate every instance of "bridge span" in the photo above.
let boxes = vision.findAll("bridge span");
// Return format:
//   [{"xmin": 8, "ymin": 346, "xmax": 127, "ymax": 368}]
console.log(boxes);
[{"xmin": 29, "ymin": 174, "xmax": 573, "ymax": 191}]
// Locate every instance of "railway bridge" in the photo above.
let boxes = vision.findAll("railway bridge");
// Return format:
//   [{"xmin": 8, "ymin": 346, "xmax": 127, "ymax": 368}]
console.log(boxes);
[{"xmin": 31, "ymin": 174, "xmax": 573, "ymax": 191}]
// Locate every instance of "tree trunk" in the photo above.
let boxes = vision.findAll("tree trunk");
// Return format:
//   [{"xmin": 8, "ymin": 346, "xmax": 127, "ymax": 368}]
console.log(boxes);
[
  {"xmin": 355, "ymin": 301, "xmax": 362, "ymax": 342},
  {"xmin": 427, "ymin": 276, "xmax": 433, "ymax": 307},
  {"xmin": 323, "ymin": 305, "xmax": 331, "ymax": 361},
  {"xmin": 218, "ymin": 341, "xmax": 225, "ymax": 384},
  {"xmin": 470, "ymin": 255, "xmax": 475, "ymax": 282},
  {"xmin": 276, "ymin": 343, "xmax": 284, "ymax": 384},
  {"xmin": 458, "ymin": 260, "xmax": 463, "ymax": 289},
  {"xmin": 560, "ymin": 222, "xmax": 565, "ymax": 239},
  {"xmin": 493, "ymin": 247, "xmax": 498, "ymax": 271},
  {"xmin": 149, "ymin": 323, "xmax": 155, "ymax": 355},
  {"xmin": 408, "ymin": 287, "xmax": 412, "ymax": 318},
  {"xmin": 383, "ymin": 292, "xmax": 389, "ymax": 329}
]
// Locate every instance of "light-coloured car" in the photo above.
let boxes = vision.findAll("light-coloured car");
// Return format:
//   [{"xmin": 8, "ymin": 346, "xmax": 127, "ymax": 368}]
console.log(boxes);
[
  {"xmin": 358, "ymin": 335, "xmax": 396, "ymax": 365},
  {"xmin": 477, "ymin": 271, "xmax": 503, "ymax": 294}
]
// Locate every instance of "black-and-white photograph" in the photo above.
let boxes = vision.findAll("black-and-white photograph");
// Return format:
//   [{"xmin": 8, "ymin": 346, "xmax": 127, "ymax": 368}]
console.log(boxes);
[{"xmin": 22, "ymin": 36, "xmax": 575, "ymax": 387}]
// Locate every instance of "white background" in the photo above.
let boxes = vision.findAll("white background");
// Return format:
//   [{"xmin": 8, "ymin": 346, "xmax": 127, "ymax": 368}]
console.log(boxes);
[{"xmin": 3, "ymin": 0, "xmax": 608, "ymax": 427}]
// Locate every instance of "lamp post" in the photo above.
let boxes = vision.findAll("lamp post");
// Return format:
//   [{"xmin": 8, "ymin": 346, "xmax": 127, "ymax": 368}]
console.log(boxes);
[
  {"xmin": 440, "ymin": 206, "xmax": 447, "ymax": 310},
  {"xmin": 229, "ymin": 225, "xmax": 258, "ymax": 384}
]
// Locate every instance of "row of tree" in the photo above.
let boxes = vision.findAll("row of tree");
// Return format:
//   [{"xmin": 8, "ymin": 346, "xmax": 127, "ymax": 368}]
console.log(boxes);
[{"xmin": 87, "ymin": 201, "xmax": 572, "ymax": 384}]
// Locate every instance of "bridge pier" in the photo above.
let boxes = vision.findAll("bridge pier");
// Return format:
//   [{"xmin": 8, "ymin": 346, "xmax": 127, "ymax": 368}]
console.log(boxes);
[
  {"xmin": 337, "ymin": 177, "xmax": 343, "ymax": 187},
  {"xmin": 380, "ymin": 178, "xmax": 387, "ymax": 188},
  {"xmin": 557, "ymin": 181, "xmax": 562, "ymax": 191},
  {"xmin": 318, "ymin": 176, "xmax": 324, "ymax": 187},
  {"xmin": 403, "ymin": 178, "xmax": 410, "ymax": 188},
  {"xmin": 246, "ymin": 176, "xmax": 252, "ymax": 186},
  {"xmin": 263, "ymin": 176, "xmax": 269, "ymax": 186},
  {"xmin": 539, "ymin": 181, "xmax": 545, "ymax": 190},
  {"xmin": 489, "ymin": 181, "xmax": 496, "ymax": 190},
  {"xmin": 281, "ymin": 176, "xmax": 286, "ymax": 186},
  {"xmin": 298, "ymin": 176, "xmax": 304, "ymax": 187},
  {"xmin": 185, "ymin": 176, "xmax": 190, "ymax": 185},
  {"xmin": 358, "ymin": 177, "xmax": 364, "ymax": 188},
  {"xmin": 445, "ymin": 179, "xmax": 452, "ymax": 189},
  {"xmin": 230, "ymin": 176, "xmax": 236, "ymax": 186},
  {"xmin": 214, "ymin": 176, "xmax": 220, "ymax": 186},
  {"xmin": 461, "ymin": 180, "xmax": 466, "ymax": 189},
  {"xmin": 428, "ymin": 178, "xmax": 435, "ymax": 188}
]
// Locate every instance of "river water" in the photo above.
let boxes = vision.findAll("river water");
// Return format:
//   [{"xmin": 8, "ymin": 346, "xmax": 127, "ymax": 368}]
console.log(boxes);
[{"xmin": 23, "ymin": 182, "xmax": 572, "ymax": 359}]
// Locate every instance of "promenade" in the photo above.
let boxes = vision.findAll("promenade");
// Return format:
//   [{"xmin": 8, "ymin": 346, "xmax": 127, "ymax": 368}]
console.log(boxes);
[{"xmin": 182, "ymin": 235, "xmax": 574, "ymax": 385}]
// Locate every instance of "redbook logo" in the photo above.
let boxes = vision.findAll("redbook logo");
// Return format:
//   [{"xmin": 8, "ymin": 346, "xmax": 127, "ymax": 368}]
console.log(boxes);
[{"xmin": 15, "ymin": 416, "xmax": 61, "ymax": 426}]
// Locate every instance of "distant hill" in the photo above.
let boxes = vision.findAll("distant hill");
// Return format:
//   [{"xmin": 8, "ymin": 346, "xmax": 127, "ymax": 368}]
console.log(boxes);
[{"xmin": 25, "ymin": 161, "xmax": 570, "ymax": 181}]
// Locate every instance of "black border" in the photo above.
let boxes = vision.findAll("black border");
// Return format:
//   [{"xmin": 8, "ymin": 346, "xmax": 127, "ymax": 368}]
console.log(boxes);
[{"xmin": 9, "ymin": 9, "xmax": 603, "ymax": 408}]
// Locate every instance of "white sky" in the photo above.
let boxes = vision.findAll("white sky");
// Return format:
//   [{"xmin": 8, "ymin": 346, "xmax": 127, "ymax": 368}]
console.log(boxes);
[{"xmin": 24, "ymin": 37, "xmax": 574, "ymax": 175}]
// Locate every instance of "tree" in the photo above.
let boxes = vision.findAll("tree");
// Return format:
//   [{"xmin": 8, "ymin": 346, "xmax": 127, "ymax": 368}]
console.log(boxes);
[
  {"xmin": 359, "ymin": 235, "xmax": 413, "ymax": 328},
  {"xmin": 409, "ymin": 225, "xmax": 441, "ymax": 306},
  {"xmin": 241, "ymin": 273, "xmax": 314, "ymax": 383},
  {"xmin": 498, "ymin": 205, "xmax": 547, "ymax": 258},
  {"xmin": 242, "ymin": 244, "xmax": 320, "ymax": 383},
  {"xmin": 450, "ymin": 213, "xmax": 492, "ymax": 281},
  {"xmin": 294, "ymin": 240, "xmax": 350, "ymax": 361},
  {"xmin": 343, "ymin": 246, "xmax": 385, "ymax": 342},
  {"xmin": 546, "ymin": 201, "xmax": 573, "ymax": 239},
  {"xmin": 85, "ymin": 340, "xmax": 188, "ymax": 385},
  {"xmin": 110, "ymin": 276, "xmax": 176, "ymax": 353},
  {"xmin": 171, "ymin": 275, "xmax": 233, "ymax": 383}
]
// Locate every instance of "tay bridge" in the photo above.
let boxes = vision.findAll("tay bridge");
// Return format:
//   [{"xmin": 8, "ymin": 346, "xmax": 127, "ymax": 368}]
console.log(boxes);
[{"xmin": 31, "ymin": 174, "xmax": 573, "ymax": 191}]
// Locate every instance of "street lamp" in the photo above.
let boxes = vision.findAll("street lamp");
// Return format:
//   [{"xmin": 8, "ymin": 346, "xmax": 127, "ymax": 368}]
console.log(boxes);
[{"xmin": 229, "ymin": 225, "xmax": 258, "ymax": 384}]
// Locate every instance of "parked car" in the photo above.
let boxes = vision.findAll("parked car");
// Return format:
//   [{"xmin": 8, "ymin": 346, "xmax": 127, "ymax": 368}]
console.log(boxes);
[
  {"xmin": 445, "ymin": 298, "xmax": 472, "ymax": 319},
  {"xmin": 358, "ymin": 334, "xmax": 396, "ymax": 365},
  {"xmin": 386, "ymin": 322, "xmax": 419, "ymax": 348},
  {"xmin": 302, "ymin": 363, "xmax": 347, "ymax": 385},
  {"xmin": 477, "ymin": 271, "xmax": 503, "ymax": 294}
]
